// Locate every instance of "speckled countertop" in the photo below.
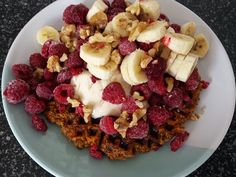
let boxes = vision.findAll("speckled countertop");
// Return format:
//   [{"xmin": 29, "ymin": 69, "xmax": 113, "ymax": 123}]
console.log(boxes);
[{"xmin": 0, "ymin": 0, "xmax": 235, "ymax": 177}]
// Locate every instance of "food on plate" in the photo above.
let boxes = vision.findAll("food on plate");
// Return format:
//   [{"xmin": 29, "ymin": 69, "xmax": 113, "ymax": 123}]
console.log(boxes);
[{"xmin": 4, "ymin": 0, "xmax": 210, "ymax": 160}]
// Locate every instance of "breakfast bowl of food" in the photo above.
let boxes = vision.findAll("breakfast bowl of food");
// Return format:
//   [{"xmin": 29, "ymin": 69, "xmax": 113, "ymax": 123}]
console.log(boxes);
[{"xmin": 2, "ymin": 0, "xmax": 235, "ymax": 177}]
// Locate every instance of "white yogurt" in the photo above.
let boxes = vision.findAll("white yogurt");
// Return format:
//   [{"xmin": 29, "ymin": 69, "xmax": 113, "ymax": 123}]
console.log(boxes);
[{"xmin": 71, "ymin": 70, "xmax": 131, "ymax": 118}]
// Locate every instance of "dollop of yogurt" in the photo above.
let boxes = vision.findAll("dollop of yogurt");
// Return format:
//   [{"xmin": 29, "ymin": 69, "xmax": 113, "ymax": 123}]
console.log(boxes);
[{"xmin": 71, "ymin": 71, "xmax": 131, "ymax": 118}]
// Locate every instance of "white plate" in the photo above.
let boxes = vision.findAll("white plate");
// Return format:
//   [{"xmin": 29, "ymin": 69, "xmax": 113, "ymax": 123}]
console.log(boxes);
[{"xmin": 2, "ymin": 0, "xmax": 235, "ymax": 177}]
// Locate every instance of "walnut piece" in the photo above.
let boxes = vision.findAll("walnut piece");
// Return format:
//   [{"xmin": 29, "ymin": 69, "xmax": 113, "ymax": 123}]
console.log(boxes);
[
  {"xmin": 126, "ymin": 2, "xmax": 141, "ymax": 16},
  {"xmin": 132, "ymin": 91, "xmax": 144, "ymax": 101},
  {"xmin": 165, "ymin": 77, "xmax": 174, "ymax": 92},
  {"xmin": 129, "ymin": 108, "xmax": 147, "ymax": 128},
  {"xmin": 67, "ymin": 97, "xmax": 80, "ymax": 108},
  {"xmin": 83, "ymin": 105, "xmax": 93, "ymax": 123},
  {"xmin": 89, "ymin": 32, "xmax": 115, "ymax": 43},
  {"xmin": 110, "ymin": 49, "xmax": 122, "ymax": 64},
  {"xmin": 160, "ymin": 46, "xmax": 171, "ymax": 60},
  {"xmin": 190, "ymin": 113, "xmax": 200, "ymax": 120},
  {"xmin": 61, "ymin": 24, "xmax": 76, "ymax": 36},
  {"xmin": 114, "ymin": 111, "xmax": 129, "ymax": 138},
  {"xmin": 79, "ymin": 25, "xmax": 93, "ymax": 40},
  {"xmin": 140, "ymin": 56, "xmax": 153, "ymax": 69},
  {"xmin": 59, "ymin": 53, "xmax": 68, "ymax": 62},
  {"xmin": 47, "ymin": 56, "xmax": 61, "ymax": 72},
  {"xmin": 148, "ymin": 48, "xmax": 157, "ymax": 58},
  {"xmin": 33, "ymin": 68, "xmax": 44, "ymax": 80},
  {"xmin": 128, "ymin": 21, "xmax": 147, "ymax": 41}
]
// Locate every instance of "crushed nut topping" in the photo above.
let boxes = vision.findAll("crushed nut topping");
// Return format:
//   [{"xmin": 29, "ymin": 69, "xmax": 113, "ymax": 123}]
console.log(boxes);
[
  {"xmin": 89, "ymin": 32, "xmax": 115, "ymax": 43},
  {"xmin": 67, "ymin": 97, "xmax": 80, "ymax": 108},
  {"xmin": 79, "ymin": 25, "xmax": 94, "ymax": 39},
  {"xmin": 132, "ymin": 91, "xmax": 144, "ymax": 101},
  {"xmin": 165, "ymin": 77, "xmax": 174, "ymax": 92},
  {"xmin": 61, "ymin": 24, "xmax": 76, "ymax": 36},
  {"xmin": 47, "ymin": 56, "xmax": 61, "ymax": 72},
  {"xmin": 129, "ymin": 108, "xmax": 147, "ymax": 128},
  {"xmin": 126, "ymin": 2, "xmax": 141, "ymax": 16},
  {"xmin": 33, "ymin": 68, "xmax": 44, "ymax": 80},
  {"xmin": 60, "ymin": 53, "xmax": 68, "ymax": 62},
  {"xmin": 128, "ymin": 21, "xmax": 147, "ymax": 41},
  {"xmin": 140, "ymin": 56, "xmax": 153, "ymax": 69},
  {"xmin": 89, "ymin": 12, "xmax": 108, "ymax": 29},
  {"xmin": 110, "ymin": 49, "xmax": 122, "ymax": 64},
  {"xmin": 114, "ymin": 111, "xmax": 129, "ymax": 138},
  {"xmin": 153, "ymin": 41, "xmax": 161, "ymax": 50},
  {"xmin": 83, "ymin": 105, "xmax": 93, "ymax": 123},
  {"xmin": 148, "ymin": 48, "xmax": 157, "ymax": 58},
  {"xmin": 190, "ymin": 113, "xmax": 200, "ymax": 120}
]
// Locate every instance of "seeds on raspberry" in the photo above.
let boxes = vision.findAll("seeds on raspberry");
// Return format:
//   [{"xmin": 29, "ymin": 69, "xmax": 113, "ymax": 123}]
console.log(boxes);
[
  {"xmin": 89, "ymin": 144, "xmax": 103, "ymax": 159},
  {"xmin": 131, "ymin": 83, "xmax": 152, "ymax": 100},
  {"xmin": 121, "ymin": 96, "xmax": 139, "ymax": 114},
  {"xmin": 99, "ymin": 116, "xmax": 118, "ymax": 135},
  {"xmin": 170, "ymin": 131, "xmax": 189, "ymax": 152},
  {"xmin": 163, "ymin": 88, "xmax": 184, "ymax": 108},
  {"xmin": 53, "ymin": 84, "xmax": 74, "ymax": 104},
  {"xmin": 57, "ymin": 69, "xmax": 72, "ymax": 84},
  {"xmin": 29, "ymin": 53, "xmax": 47, "ymax": 69},
  {"xmin": 102, "ymin": 82, "xmax": 126, "ymax": 104},
  {"xmin": 118, "ymin": 37, "xmax": 137, "ymax": 56},
  {"xmin": 36, "ymin": 82, "xmax": 53, "ymax": 100},
  {"xmin": 63, "ymin": 5, "xmax": 75, "ymax": 24},
  {"xmin": 65, "ymin": 51, "xmax": 84, "ymax": 68},
  {"xmin": 126, "ymin": 119, "xmax": 149, "ymax": 139},
  {"xmin": 12, "ymin": 64, "xmax": 33, "ymax": 81},
  {"xmin": 4, "ymin": 79, "xmax": 30, "ymax": 104},
  {"xmin": 24, "ymin": 95, "xmax": 46, "ymax": 114},
  {"xmin": 31, "ymin": 114, "xmax": 47, "ymax": 132},
  {"xmin": 48, "ymin": 43, "xmax": 69, "ymax": 58},
  {"xmin": 71, "ymin": 4, "xmax": 89, "ymax": 25}
]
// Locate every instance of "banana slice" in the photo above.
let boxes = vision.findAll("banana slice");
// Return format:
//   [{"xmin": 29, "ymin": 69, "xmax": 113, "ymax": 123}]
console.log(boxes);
[
  {"xmin": 36, "ymin": 26, "xmax": 60, "ymax": 45},
  {"xmin": 137, "ymin": 20, "xmax": 168, "ymax": 43},
  {"xmin": 103, "ymin": 21, "xmax": 113, "ymax": 34},
  {"xmin": 80, "ymin": 42, "xmax": 112, "ymax": 66},
  {"xmin": 175, "ymin": 54, "xmax": 198, "ymax": 82},
  {"xmin": 162, "ymin": 33, "xmax": 195, "ymax": 55},
  {"xmin": 167, "ymin": 54, "xmax": 185, "ymax": 77},
  {"xmin": 167, "ymin": 26, "xmax": 175, "ymax": 34},
  {"xmin": 87, "ymin": 60, "xmax": 118, "ymax": 80},
  {"xmin": 166, "ymin": 51, "xmax": 178, "ymax": 71},
  {"xmin": 112, "ymin": 12, "xmax": 137, "ymax": 37},
  {"xmin": 181, "ymin": 21, "xmax": 196, "ymax": 36},
  {"xmin": 86, "ymin": 0, "xmax": 108, "ymax": 22},
  {"xmin": 139, "ymin": 0, "xmax": 160, "ymax": 21},
  {"xmin": 191, "ymin": 34, "xmax": 209, "ymax": 58},
  {"xmin": 120, "ymin": 58, "xmax": 136, "ymax": 85}
]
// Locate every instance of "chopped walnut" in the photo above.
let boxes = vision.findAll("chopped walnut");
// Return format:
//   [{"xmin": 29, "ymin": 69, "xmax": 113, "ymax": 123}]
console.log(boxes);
[
  {"xmin": 132, "ymin": 91, "xmax": 144, "ymax": 101},
  {"xmin": 135, "ymin": 100, "xmax": 144, "ymax": 108},
  {"xmin": 153, "ymin": 41, "xmax": 161, "ymax": 50},
  {"xmin": 165, "ymin": 77, "xmax": 174, "ymax": 92},
  {"xmin": 89, "ymin": 11, "xmax": 108, "ymax": 29},
  {"xmin": 128, "ymin": 21, "xmax": 147, "ymax": 41},
  {"xmin": 140, "ymin": 56, "xmax": 153, "ymax": 69},
  {"xmin": 126, "ymin": 2, "xmax": 141, "ymax": 16},
  {"xmin": 67, "ymin": 97, "xmax": 80, "ymax": 108},
  {"xmin": 79, "ymin": 25, "xmax": 94, "ymax": 40},
  {"xmin": 129, "ymin": 108, "xmax": 147, "ymax": 128},
  {"xmin": 60, "ymin": 53, "xmax": 68, "ymax": 62},
  {"xmin": 114, "ymin": 111, "xmax": 129, "ymax": 138},
  {"xmin": 33, "ymin": 68, "xmax": 44, "ymax": 80},
  {"xmin": 160, "ymin": 47, "xmax": 171, "ymax": 60},
  {"xmin": 190, "ymin": 113, "xmax": 200, "ymax": 120},
  {"xmin": 148, "ymin": 48, "xmax": 157, "ymax": 58},
  {"xmin": 47, "ymin": 56, "xmax": 61, "ymax": 72},
  {"xmin": 83, "ymin": 105, "xmax": 93, "ymax": 123},
  {"xmin": 60, "ymin": 35, "xmax": 71, "ymax": 44},
  {"xmin": 61, "ymin": 24, "xmax": 76, "ymax": 36},
  {"xmin": 89, "ymin": 32, "xmax": 115, "ymax": 43},
  {"xmin": 110, "ymin": 49, "xmax": 122, "ymax": 64}
]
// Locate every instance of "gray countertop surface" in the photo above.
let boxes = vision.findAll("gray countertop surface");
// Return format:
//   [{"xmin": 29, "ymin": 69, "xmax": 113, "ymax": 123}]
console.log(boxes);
[{"xmin": 0, "ymin": 0, "xmax": 235, "ymax": 177}]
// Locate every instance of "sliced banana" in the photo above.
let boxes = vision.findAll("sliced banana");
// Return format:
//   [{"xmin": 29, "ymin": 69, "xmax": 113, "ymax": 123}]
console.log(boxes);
[
  {"xmin": 136, "ymin": 20, "xmax": 168, "ymax": 43},
  {"xmin": 166, "ymin": 51, "xmax": 178, "ymax": 72},
  {"xmin": 80, "ymin": 42, "xmax": 112, "ymax": 66},
  {"xmin": 36, "ymin": 26, "xmax": 60, "ymax": 45},
  {"xmin": 163, "ymin": 33, "xmax": 195, "ymax": 55},
  {"xmin": 112, "ymin": 12, "xmax": 137, "ymax": 37},
  {"xmin": 86, "ymin": 0, "xmax": 108, "ymax": 22},
  {"xmin": 167, "ymin": 54, "xmax": 185, "ymax": 77},
  {"xmin": 87, "ymin": 60, "xmax": 118, "ymax": 80},
  {"xmin": 167, "ymin": 26, "xmax": 175, "ymax": 34},
  {"xmin": 139, "ymin": 0, "xmax": 160, "ymax": 21},
  {"xmin": 175, "ymin": 54, "xmax": 198, "ymax": 82},
  {"xmin": 103, "ymin": 21, "xmax": 113, "ymax": 34},
  {"xmin": 120, "ymin": 58, "xmax": 136, "ymax": 85},
  {"xmin": 191, "ymin": 33, "xmax": 209, "ymax": 58},
  {"xmin": 181, "ymin": 21, "xmax": 196, "ymax": 36}
]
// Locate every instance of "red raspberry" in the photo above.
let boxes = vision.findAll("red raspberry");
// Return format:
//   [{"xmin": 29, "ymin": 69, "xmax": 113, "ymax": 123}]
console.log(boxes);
[
  {"xmin": 103, "ymin": 0, "xmax": 110, "ymax": 7},
  {"xmin": 147, "ymin": 107, "xmax": 172, "ymax": 127},
  {"xmin": 91, "ymin": 75, "xmax": 101, "ymax": 83},
  {"xmin": 71, "ymin": 4, "xmax": 89, "ymax": 25},
  {"xmin": 12, "ymin": 64, "xmax": 33, "ymax": 81},
  {"xmin": 31, "ymin": 114, "xmax": 47, "ymax": 132},
  {"xmin": 126, "ymin": 119, "xmax": 149, "ymax": 139},
  {"xmin": 121, "ymin": 96, "xmax": 139, "ymax": 114},
  {"xmin": 107, "ymin": 8, "xmax": 124, "ymax": 21},
  {"xmin": 148, "ymin": 76, "xmax": 167, "ymax": 95},
  {"xmin": 89, "ymin": 144, "xmax": 103, "ymax": 159},
  {"xmin": 53, "ymin": 84, "xmax": 74, "ymax": 104},
  {"xmin": 43, "ymin": 68, "xmax": 57, "ymax": 81},
  {"xmin": 159, "ymin": 13, "xmax": 169, "ymax": 22},
  {"xmin": 48, "ymin": 43, "xmax": 69, "ymax": 58},
  {"xmin": 99, "ymin": 116, "xmax": 118, "ymax": 135},
  {"xmin": 201, "ymin": 80, "xmax": 210, "ymax": 89},
  {"xmin": 170, "ymin": 131, "xmax": 189, "ymax": 152},
  {"xmin": 163, "ymin": 88, "xmax": 183, "ymax": 108},
  {"xmin": 65, "ymin": 51, "xmax": 84, "ymax": 68},
  {"xmin": 170, "ymin": 24, "xmax": 181, "ymax": 33},
  {"xmin": 138, "ymin": 42, "xmax": 154, "ymax": 51},
  {"xmin": 131, "ymin": 83, "xmax": 152, "ymax": 100},
  {"xmin": 29, "ymin": 53, "xmax": 47, "ymax": 69},
  {"xmin": 4, "ymin": 79, "xmax": 30, "ymax": 104},
  {"xmin": 70, "ymin": 67, "xmax": 83, "ymax": 76},
  {"xmin": 145, "ymin": 58, "xmax": 167, "ymax": 78},
  {"xmin": 24, "ymin": 95, "xmax": 46, "ymax": 114},
  {"xmin": 36, "ymin": 82, "xmax": 53, "ymax": 100},
  {"xmin": 27, "ymin": 78, "xmax": 40, "ymax": 92},
  {"xmin": 185, "ymin": 69, "xmax": 201, "ymax": 91},
  {"xmin": 76, "ymin": 38, "xmax": 88, "ymax": 52},
  {"xmin": 148, "ymin": 93, "xmax": 163, "ymax": 106},
  {"xmin": 41, "ymin": 40, "xmax": 54, "ymax": 58},
  {"xmin": 75, "ymin": 104, "xmax": 84, "ymax": 116},
  {"xmin": 63, "ymin": 5, "xmax": 75, "ymax": 24},
  {"xmin": 118, "ymin": 37, "xmax": 137, "ymax": 56},
  {"xmin": 57, "ymin": 103, "xmax": 67, "ymax": 113},
  {"xmin": 102, "ymin": 82, "xmax": 126, "ymax": 104},
  {"xmin": 57, "ymin": 69, "xmax": 72, "ymax": 84},
  {"xmin": 111, "ymin": 0, "xmax": 126, "ymax": 10}
]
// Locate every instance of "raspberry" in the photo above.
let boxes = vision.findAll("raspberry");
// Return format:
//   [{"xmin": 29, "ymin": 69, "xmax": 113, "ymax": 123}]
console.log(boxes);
[
  {"xmin": 147, "ymin": 107, "xmax": 172, "ymax": 127},
  {"xmin": 4, "ymin": 79, "xmax": 30, "ymax": 104},
  {"xmin": 103, "ymin": 0, "xmax": 110, "ymax": 7},
  {"xmin": 63, "ymin": 5, "xmax": 75, "ymax": 24},
  {"xmin": 148, "ymin": 76, "xmax": 167, "ymax": 95},
  {"xmin": 201, "ymin": 80, "xmax": 210, "ymax": 89},
  {"xmin": 75, "ymin": 104, "xmax": 84, "ymax": 117},
  {"xmin": 43, "ymin": 68, "xmax": 57, "ymax": 81},
  {"xmin": 53, "ymin": 84, "xmax": 74, "ymax": 104},
  {"xmin": 102, "ymin": 82, "xmax": 126, "ymax": 104},
  {"xmin": 121, "ymin": 96, "xmax": 139, "ymax": 114},
  {"xmin": 186, "ymin": 69, "xmax": 201, "ymax": 91},
  {"xmin": 65, "ymin": 51, "xmax": 84, "ymax": 68},
  {"xmin": 27, "ymin": 78, "xmax": 40, "ymax": 92},
  {"xmin": 126, "ymin": 119, "xmax": 149, "ymax": 139},
  {"xmin": 99, "ymin": 116, "xmax": 118, "ymax": 135},
  {"xmin": 159, "ymin": 13, "xmax": 169, "ymax": 22},
  {"xmin": 31, "ymin": 114, "xmax": 47, "ymax": 132},
  {"xmin": 70, "ymin": 67, "xmax": 83, "ymax": 76},
  {"xmin": 76, "ymin": 38, "xmax": 88, "ymax": 52},
  {"xmin": 57, "ymin": 69, "xmax": 72, "ymax": 84},
  {"xmin": 145, "ymin": 58, "xmax": 167, "ymax": 78},
  {"xmin": 148, "ymin": 93, "xmax": 163, "ymax": 106},
  {"xmin": 170, "ymin": 24, "xmax": 181, "ymax": 33},
  {"xmin": 24, "ymin": 95, "xmax": 46, "ymax": 114},
  {"xmin": 163, "ymin": 88, "xmax": 183, "ymax": 108},
  {"xmin": 36, "ymin": 82, "xmax": 53, "ymax": 100},
  {"xmin": 41, "ymin": 40, "xmax": 53, "ymax": 58},
  {"xmin": 71, "ymin": 4, "xmax": 89, "ymax": 25},
  {"xmin": 29, "ymin": 53, "xmax": 47, "ymax": 69},
  {"xmin": 12, "ymin": 64, "xmax": 33, "ymax": 81},
  {"xmin": 49, "ymin": 43, "xmax": 69, "ymax": 58},
  {"xmin": 89, "ymin": 144, "xmax": 103, "ymax": 159},
  {"xmin": 170, "ymin": 131, "xmax": 189, "ymax": 152},
  {"xmin": 57, "ymin": 103, "xmax": 67, "ymax": 113},
  {"xmin": 107, "ymin": 8, "xmax": 124, "ymax": 21},
  {"xmin": 111, "ymin": 0, "xmax": 126, "ymax": 10},
  {"xmin": 91, "ymin": 75, "xmax": 100, "ymax": 83},
  {"xmin": 138, "ymin": 42, "xmax": 154, "ymax": 51},
  {"xmin": 118, "ymin": 37, "xmax": 137, "ymax": 56},
  {"xmin": 131, "ymin": 83, "xmax": 152, "ymax": 100}
]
